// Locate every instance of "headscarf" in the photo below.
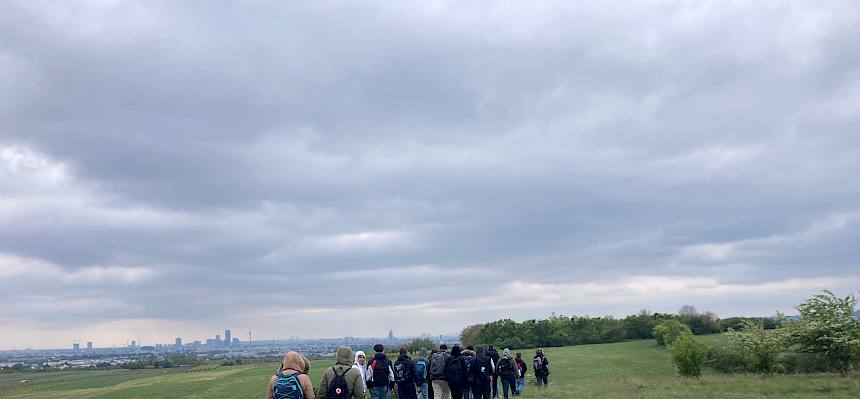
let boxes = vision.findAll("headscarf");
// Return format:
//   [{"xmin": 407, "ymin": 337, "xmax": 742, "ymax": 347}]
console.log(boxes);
[{"xmin": 352, "ymin": 350, "xmax": 368, "ymax": 382}]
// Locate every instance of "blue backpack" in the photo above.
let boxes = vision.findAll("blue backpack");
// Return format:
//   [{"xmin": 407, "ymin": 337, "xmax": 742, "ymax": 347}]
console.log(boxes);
[
  {"xmin": 273, "ymin": 372, "xmax": 304, "ymax": 399},
  {"xmin": 415, "ymin": 359, "xmax": 427, "ymax": 383}
]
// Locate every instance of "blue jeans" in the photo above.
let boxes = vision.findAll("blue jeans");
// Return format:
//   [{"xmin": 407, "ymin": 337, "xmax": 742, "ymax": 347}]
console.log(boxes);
[
  {"xmin": 371, "ymin": 386, "xmax": 390, "ymax": 399},
  {"xmin": 500, "ymin": 376, "xmax": 516, "ymax": 398},
  {"xmin": 516, "ymin": 377, "xmax": 524, "ymax": 393},
  {"xmin": 419, "ymin": 382, "xmax": 429, "ymax": 399}
]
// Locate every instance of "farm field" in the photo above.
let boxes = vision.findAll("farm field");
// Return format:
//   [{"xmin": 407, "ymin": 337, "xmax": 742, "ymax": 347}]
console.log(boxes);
[{"xmin": 2, "ymin": 336, "xmax": 859, "ymax": 399}]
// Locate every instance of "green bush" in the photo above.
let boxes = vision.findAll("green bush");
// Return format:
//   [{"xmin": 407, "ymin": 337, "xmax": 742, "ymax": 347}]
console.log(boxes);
[
  {"xmin": 707, "ymin": 346, "xmax": 747, "ymax": 373},
  {"xmin": 669, "ymin": 335, "xmax": 709, "ymax": 377},
  {"xmin": 778, "ymin": 352, "xmax": 839, "ymax": 373},
  {"xmin": 727, "ymin": 321, "xmax": 786, "ymax": 373},
  {"xmin": 653, "ymin": 320, "xmax": 693, "ymax": 346}
]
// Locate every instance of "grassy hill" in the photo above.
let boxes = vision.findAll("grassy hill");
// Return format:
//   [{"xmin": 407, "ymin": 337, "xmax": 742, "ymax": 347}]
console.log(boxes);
[{"xmin": 2, "ymin": 336, "xmax": 859, "ymax": 398}]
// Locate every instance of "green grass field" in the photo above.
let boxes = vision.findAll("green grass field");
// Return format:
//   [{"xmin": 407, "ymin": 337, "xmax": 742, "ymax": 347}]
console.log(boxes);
[{"xmin": 2, "ymin": 336, "xmax": 859, "ymax": 398}]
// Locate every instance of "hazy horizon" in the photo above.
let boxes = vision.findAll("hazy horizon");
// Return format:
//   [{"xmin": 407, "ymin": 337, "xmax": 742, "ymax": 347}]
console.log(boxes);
[{"xmin": 1, "ymin": 1, "xmax": 859, "ymax": 350}]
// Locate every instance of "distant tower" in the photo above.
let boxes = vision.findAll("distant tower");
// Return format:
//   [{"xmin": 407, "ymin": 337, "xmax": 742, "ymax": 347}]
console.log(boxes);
[
  {"xmin": 388, "ymin": 329, "xmax": 395, "ymax": 345},
  {"xmin": 130, "ymin": 340, "xmax": 136, "ymax": 349},
  {"xmin": 224, "ymin": 330, "xmax": 231, "ymax": 346},
  {"xmin": 86, "ymin": 341, "xmax": 93, "ymax": 350},
  {"xmin": 73, "ymin": 341, "xmax": 80, "ymax": 351},
  {"xmin": 175, "ymin": 337, "xmax": 182, "ymax": 347},
  {"xmin": 248, "ymin": 329, "xmax": 252, "ymax": 346},
  {"xmin": 215, "ymin": 334, "xmax": 221, "ymax": 345}
]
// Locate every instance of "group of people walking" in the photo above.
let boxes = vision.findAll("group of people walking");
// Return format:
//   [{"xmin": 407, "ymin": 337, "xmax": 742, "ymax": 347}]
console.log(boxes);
[{"xmin": 267, "ymin": 344, "xmax": 550, "ymax": 399}]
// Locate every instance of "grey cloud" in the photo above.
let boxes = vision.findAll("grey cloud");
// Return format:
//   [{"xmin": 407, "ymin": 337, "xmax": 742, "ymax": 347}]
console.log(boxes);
[{"xmin": 1, "ymin": 1, "xmax": 859, "ymax": 348}]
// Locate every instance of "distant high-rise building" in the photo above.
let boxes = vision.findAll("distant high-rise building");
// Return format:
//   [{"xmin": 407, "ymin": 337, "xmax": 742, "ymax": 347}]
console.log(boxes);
[
  {"xmin": 215, "ymin": 334, "xmax": 221, "ymax": 345},
  {"xmin": 130, "ymin": 340, "xmax": 136, "ymax": 349},
  {"xmin": 86, "ymin": 341, "xmax": 93, "ymax": 350},
  {"xmin": 175, "ymin": 337, "xmax": 182, "ymax": 347},
  {"xmin": 388, "ymin": 329, "xmax": 395, "ymax": 345},
  {"xmin": 225, "ymin": 330, "xmax": 231, "ymax": 346},
  {"xmin": 232, "ymin": 337, "xmax": 240, "ymax": 345},
  {"xmin": 73, "ymin": 342, "xmax": 80, "ymax": 351}
]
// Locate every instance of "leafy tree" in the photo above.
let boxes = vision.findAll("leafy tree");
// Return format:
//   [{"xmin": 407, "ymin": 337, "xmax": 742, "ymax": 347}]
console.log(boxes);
[
  {"xmin": 787, "ymin": 290, "xmax": 860, "ymax": 374},
  {"xmin": 652, "ymin": 320, "xmax": 692, "ymax": 346},
  {"xmin": 406, "ymin": 337, "xmax": 436, "ymax": 353}
]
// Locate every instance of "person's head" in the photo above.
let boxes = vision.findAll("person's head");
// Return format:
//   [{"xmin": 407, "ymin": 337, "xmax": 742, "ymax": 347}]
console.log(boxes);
[
  {"xmin": 439, "ymin": 344, "xmax": 448, "ymax": 352},
  {"xmin": 280, "ymin": 351, "xmax": 305, "ymax": 372},
  {"xmin": 503, "ymin": 348, "xmax": 511, "ymax": 357},
  {"xmin": 431, "ymin": 349, "xmax": 438, "ymax": 355},
  {"xmin": 355, "ymin": 350, "xmax": 366, "ymax": 366},
  {"xmin": 476, "ymin": 346, "xmax": 487, "ymax": 357},
  {"xmin": 336, "ymin": 346, "xmax": 354, "ymax": 366},
  {"xmin": 399, "ymin": 347, "xmax": 408, "ymax": 355},
  {"xmin": 536, "ymin": 348, "xmax": 544, "ymax": 356},
  {"xmin": 373, "ymin": 344, "xmax": 385, "ymax": 353},
  {"xmin": 301, "ymin": 354, "xmax": 311, "ymax": 373},
  {"xmin": 451, "ymin": 345, "xmax": 461, "ymax": 357},
  {"xmin": 466, "ymin": 345, "xmax": 475, "ymax": 351},
  {"xmin": 516, "ymin": 352, "xmax": 522, "ymax": 359}
]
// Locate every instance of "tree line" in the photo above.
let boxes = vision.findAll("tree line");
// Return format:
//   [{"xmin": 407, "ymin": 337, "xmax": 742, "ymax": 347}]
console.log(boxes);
[{"xmin": 459, "ymin": 307, "xmax": 778, "ymax": 350}]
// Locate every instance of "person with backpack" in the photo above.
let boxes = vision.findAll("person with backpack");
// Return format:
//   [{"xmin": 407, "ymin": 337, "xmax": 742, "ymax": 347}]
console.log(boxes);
[
  {"xmin": 428, "ymin": 344, "xmax": 451, "ymax": 399},
  {"xmin": 366, "ymin": 344, "xmax": 395, "ymax": 399},
  {"xmin": 533, "ymin": 348, "xmax": 549, "ymax": 390},
  {"xmin": 469, "ymin": 346, "xmax": 493, "ymax": 399},
  {"xmin": 427, "ymin": 349, "xmax": 437, "ymax": 399},
  {"xmin": 319, "ymin": 346, "xmax": 365, "ymax": 399},
  {"xmin": 459, "ymin": 346, "xmax": 476, "ymax": 399},
  {"xmin": 267, "ymin": 351, "xmax": 316, "ymax": 399},
  {"xmin": 445, "ymin": 345, "xmax": 467, "ymax": 399},
  {"xmin": 413, "ymin": 348, "xmax": 429, "ymax": 399},
  {"xmin": 485, "ymin": 346, "xmax": 499, "ymax": 398},
  {"xmin": 496, "ymin": 349, "xmax": 517, "ymax": 398},
  {"xmin": 393, "ymin": 347, "xmax": 420, "ymax": 399},
  {"xmin": 513, "ymin": 353, "xmax": 526, "ymax": 395}
]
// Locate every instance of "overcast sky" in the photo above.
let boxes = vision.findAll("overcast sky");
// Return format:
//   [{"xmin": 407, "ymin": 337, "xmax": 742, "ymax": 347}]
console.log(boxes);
[{"xmin": 1, "ymin": 1, "xmax": 859, "ymax": 349}]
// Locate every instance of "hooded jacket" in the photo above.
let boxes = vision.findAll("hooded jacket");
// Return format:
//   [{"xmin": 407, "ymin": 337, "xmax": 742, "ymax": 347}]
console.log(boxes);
[
  {"xmin": 470, "ymin": 346, "xmax": 494, "ymax": 384},
  {"xmin": 460, "ymin": 349, "xmax": 476, "ymax": 383},
  {"xmin": 319, "ymin": 346, "xmax": 365, "ymax": 399},
  {"xmin": 267, "ymin": 351, "xmax": 315, "ymax": 399},
  {"xmin": 352, "ymin": 351, "xmax": 368, "ymax": 384}
]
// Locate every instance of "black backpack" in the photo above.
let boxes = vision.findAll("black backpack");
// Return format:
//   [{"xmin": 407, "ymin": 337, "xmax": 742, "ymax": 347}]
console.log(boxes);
[
  {"xmin": 498, "ymin": 357, "xmax": 514, "ymax": 376},
  {"xmin": 327, "ymin": 367, "xmax": 350, "ymax": 399},
  {"xmin": 444, "ymin": 357, "xmax": 463, "ymax": 385},
  {"xmin": 461, "ymin": 355, "xmax": 475, "ymax": 382},
  {"xmin": 394, "ymin": 360, "xmax": 411, "ymax": 383},
  {"xmin": 371, "ymin": 358, "xmax": 390, "ymax": 386}
]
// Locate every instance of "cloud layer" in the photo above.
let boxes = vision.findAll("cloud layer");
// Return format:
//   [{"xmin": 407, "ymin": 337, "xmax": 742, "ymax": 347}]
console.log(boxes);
[{"xmin": 1, "ymin": 1, "xmax": 859, "ymax": 349}]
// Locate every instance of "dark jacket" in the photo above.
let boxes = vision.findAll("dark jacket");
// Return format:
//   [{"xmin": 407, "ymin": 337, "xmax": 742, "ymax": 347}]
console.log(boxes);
[
  {"xmin": 533, "ymin": 355, "xmax": 549, "ymax": 376},
  {"xmin": 319, "ymin": 346, "xmax": 365, "ymax": 399},
  {"xmin": 444, "ymin": 346, "xmax": 467, "ymax": 386},
  {"xmin": 487, "ymin": 348, "xmax": 500, "ymax": 376},
  {"xmin": 470, "ymin": 347, "xmax": 494, "ymax": 385},
  {"xmin": 395, "ymin": 354, "xmax": 420, "ymax": 387},
  {"xmin": 368, "ymin": 353, "xmax": 395, "ymax": 388},
  {"xmin": 514, "ymin": 356, "xmax": 527, "ymax": 377}
]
